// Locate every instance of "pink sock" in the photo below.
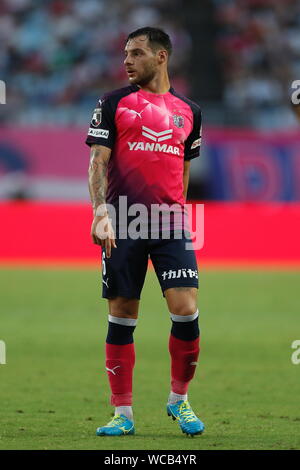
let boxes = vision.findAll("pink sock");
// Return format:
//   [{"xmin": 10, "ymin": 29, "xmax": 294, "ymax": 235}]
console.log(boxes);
[
  {"xmin": 105, "ymin": 343, "xmax": 135, "ymax": 406},
  {"xmin": 169, "ymin": 335, "xmax": 200, "ymax": 395}
]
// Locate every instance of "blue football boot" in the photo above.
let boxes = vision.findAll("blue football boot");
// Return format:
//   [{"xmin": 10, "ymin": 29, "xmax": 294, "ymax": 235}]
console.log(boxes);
[
  {"xmin": 167, "ymin": 400, "xmax": 205, "ymax": 436},
  {"xmin": 96, "ymin": 414, "xmax": 135, "ymax": 436}
]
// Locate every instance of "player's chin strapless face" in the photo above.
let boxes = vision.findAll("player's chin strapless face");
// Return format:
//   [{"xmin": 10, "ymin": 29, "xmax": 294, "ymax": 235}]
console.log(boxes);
[
  {"xmin": 126, "ymin": 57, "xmax": 157, "ymax": 86},
  {"xmin": 129, "ymin": 65, "xmax": 156, "ymax": 86},
  {"xmin": 125, "ymin": 37, "xmax": 158, "ymax": 86}
]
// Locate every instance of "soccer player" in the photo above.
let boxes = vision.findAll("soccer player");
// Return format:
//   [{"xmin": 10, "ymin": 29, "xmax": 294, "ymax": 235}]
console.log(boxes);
[{"xmin": 86, "ymin": 27, "xmax": 204, "ymax": 437}]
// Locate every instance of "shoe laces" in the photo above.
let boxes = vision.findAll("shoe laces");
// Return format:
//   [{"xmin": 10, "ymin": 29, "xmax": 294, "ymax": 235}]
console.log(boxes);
[
  {"xmin": 107, "ymin": 414, "xmax": 126, "ymax": 427},
  {"xmin": 178, "ymin": 401, "xmax": 197, "ymax": 423}
]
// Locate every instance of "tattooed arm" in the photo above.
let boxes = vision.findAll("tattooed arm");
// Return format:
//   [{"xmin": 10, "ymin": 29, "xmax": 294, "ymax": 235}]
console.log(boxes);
[{"xmin": 88, "ymin": 144, "xmax": 116, "ymax": 257}]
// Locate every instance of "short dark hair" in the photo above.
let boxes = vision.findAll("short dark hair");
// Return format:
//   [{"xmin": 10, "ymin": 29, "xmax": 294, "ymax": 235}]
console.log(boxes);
[{"xmin": 126, "ymin": 27, "xmax": 172, "ymax": 57}]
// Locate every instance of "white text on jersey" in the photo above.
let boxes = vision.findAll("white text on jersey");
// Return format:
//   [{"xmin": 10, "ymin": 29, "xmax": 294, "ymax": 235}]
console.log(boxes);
[{"xmin": 127, "ymin": 141, "xmax": 180, "ymax": 155}]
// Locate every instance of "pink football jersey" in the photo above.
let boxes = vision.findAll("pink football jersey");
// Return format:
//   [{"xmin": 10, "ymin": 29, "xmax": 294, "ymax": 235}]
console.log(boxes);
[{"xmin": 86, "ymin": 85, "xmax": 202, "ymax": 210}]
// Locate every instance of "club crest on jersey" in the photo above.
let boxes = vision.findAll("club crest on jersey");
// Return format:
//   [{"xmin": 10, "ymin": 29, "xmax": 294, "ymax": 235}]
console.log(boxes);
[
  {"xmin": 91, "ymin": 107, "xmax": 102, "ymax": 127},
  {"xmin": 173, "ymin": 114, "xmax": 184, "ymax": 128}
]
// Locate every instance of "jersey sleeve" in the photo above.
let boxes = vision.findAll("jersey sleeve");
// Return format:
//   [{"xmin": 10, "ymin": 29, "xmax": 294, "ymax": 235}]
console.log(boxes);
[
  {"xmin": 85, "ymin": 95, "xmax": 116, "ymax": 149},
  {"xmin": 184, "ymin": 106, "xmax": 202, "ymax": 161}
]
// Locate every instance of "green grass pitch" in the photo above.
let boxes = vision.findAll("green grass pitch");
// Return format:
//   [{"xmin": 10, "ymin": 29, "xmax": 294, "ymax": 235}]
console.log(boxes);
[{"xmin": 0, "ymin": 267, "xmax": 299, "ymax": 450}]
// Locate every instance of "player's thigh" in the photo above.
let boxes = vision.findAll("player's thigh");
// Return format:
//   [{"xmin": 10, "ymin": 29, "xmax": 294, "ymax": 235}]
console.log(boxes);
[
  {"xmin": 164, "ymin": 287, "xmax": 198, "ymax": 316},
  {"xmin": 149, "ymin": 235, "xmax": 199, "ymax": 311},
  {"xmin": 108, "ymin": 297, "xmax": 139, "ymax": 319},
  {"xmin": 101, "ymin": 237, "xmax": 148, "ymax": 301}
]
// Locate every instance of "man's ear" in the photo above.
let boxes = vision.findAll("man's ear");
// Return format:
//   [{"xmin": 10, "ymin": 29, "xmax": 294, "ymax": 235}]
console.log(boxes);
[{"xmin": 157, "ymin": 50, "xmax": 168, "ymax": 64}]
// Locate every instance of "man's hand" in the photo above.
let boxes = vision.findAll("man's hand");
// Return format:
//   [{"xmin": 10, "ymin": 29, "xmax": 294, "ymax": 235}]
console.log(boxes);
[{"xmin": 91, "ymin": 213, "xmax": 117, "ymax": 258}]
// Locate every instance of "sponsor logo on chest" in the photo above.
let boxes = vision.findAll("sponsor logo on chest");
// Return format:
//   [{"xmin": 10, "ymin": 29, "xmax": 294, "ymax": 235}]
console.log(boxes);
[
  {"xmin": 128, "ymin": 141, "xmax": 180, "ymax": 155},
  {"xmin": 128, "ymin": 126, "xmax": 180, "ymax": 155}
]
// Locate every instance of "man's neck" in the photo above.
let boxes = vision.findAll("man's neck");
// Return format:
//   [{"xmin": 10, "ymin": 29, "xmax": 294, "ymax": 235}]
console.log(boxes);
[{"xmin": 138, "ymin": 72, "xmax": 170, "ymax": 94}]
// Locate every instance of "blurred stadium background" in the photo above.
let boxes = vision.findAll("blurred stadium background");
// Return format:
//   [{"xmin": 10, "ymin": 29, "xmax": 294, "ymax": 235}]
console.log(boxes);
[
  {"xmin": 1, "ymin": 0, "xmax": 300, "ymax": 450},
  {"xmin": 1, "ymin": 0, "xmax": 300, "ymax": 264}
]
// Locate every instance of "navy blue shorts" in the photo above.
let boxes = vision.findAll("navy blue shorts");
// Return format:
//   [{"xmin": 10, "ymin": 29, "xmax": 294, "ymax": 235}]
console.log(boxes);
[{"xmin": 101, "ymin": 232, "xmax": 198, "ymax": 299}]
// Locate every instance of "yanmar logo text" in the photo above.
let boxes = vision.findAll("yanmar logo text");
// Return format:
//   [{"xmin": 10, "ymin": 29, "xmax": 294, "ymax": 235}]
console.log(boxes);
[
  {"xmin": 128, "ymin": 141, "xmax": 179, "ymax": 155},
  {"xmin": 128, "ymin": 126, "xmax": 179, "ymax": 155}
]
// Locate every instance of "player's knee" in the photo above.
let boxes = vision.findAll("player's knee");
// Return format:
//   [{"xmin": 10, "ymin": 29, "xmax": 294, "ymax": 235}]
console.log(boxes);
[
  {"xmin": 170, "ymin": 304, "xmax": 197, "ymax": 317},
  {"xmin": 109, "ymin": 298, "xmax": 139, "ymax": 319},
  {"xmin": 165, "ymin": 287, "xmax": 198, "ymax": 317},
  {"xmin": 109, "ymin": 310, "xmax": 138, "ymax": 319}
]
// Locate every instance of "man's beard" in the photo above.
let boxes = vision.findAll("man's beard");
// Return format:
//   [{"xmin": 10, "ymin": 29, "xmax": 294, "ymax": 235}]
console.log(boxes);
[{"xmin": 131, "ymin": 67, "xmax": 156, "ymax": 87}]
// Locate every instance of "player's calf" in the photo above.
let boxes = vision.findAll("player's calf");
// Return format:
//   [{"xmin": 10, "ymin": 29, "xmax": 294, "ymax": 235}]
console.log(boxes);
[
  {"xmin": 168, "ymin": 310, "xmax": 200, "ymax": 395},
  {"xmin": 104, "ymin": 315, "xmax": 137, "ymax": 424}
]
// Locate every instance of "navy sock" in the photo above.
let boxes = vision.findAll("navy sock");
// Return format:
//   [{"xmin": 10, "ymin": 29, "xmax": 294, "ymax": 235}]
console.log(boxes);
[
  {"xmin": 106, "ymin": 315, "xmax": 137, "ymax": 345},
  {"xmin": 170, "ymin": 311, "xmax": 199, "ymax": 341}
]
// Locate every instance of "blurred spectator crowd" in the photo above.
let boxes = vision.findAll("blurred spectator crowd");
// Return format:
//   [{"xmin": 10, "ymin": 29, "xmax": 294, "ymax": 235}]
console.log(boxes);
[
  {"xmin": 0, "ymin": 0, "xmax": 192, "ymax": 126},
  {"xmin": 1, "ymin": 0, "xmax": 300, "ymax": 128},
  {"xmin": 214, "ymin": 0, "xmax": 300, "ymax": 125}
]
